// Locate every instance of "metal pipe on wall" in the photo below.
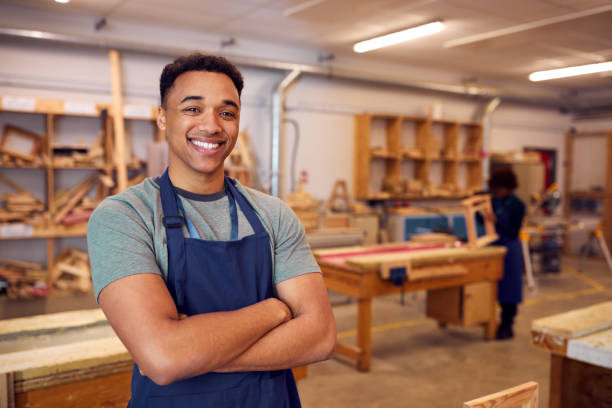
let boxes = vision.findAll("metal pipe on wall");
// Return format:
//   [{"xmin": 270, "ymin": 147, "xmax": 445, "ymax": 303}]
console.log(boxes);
[
  {"xmin": 271, "ymin": 69, "xmax": 301, "ymax": 198},
  {"xmin": 477, "ymin": 97, "xmax": 502, "ymax": 189}
]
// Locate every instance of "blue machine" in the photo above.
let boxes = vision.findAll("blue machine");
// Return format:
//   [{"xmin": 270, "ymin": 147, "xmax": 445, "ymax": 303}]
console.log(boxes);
[{"xmin": 400, "ymin": 212, "xmax": 486, "ymax": 242}]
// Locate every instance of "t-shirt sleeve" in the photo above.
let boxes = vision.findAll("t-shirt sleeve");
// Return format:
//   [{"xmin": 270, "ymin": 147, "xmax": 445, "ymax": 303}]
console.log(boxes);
[
  {"xmin": 87, "ymin": 199, "xmax": 162, "ymax": 302},
  {"xmin": 272, "ymin": 200, "xmax": 321, "ymax": 284}
]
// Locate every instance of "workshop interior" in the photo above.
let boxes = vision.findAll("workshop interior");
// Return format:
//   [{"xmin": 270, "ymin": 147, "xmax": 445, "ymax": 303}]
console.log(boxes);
[{"xmin": 1, "ymin": 1, "xmax": 612, "ymax": 407}]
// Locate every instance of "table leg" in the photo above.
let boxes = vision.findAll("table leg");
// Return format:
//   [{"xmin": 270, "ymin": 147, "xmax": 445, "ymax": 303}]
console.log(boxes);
[
  {"xmin": 356, "ymin": 298, "xmax": 372, "ymax": 372},
  {"xmin": 549, "ymin": 354, "xmax": 563, "ymax": 408},
  {"xmin": 485, "ymin": 281, "xmax": 497, "ymax": 340}
]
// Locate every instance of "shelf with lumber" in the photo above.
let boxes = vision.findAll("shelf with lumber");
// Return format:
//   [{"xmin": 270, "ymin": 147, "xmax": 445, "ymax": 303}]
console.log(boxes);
[{"xmin": 354, "ymin": 113, "xmax": 483, "ymax": 201}]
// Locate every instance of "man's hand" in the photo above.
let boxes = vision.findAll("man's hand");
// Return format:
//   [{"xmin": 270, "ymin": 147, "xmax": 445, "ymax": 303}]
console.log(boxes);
[{"xmin": 482, "ymin": 210, "xmax": 497, "ymax": 224}]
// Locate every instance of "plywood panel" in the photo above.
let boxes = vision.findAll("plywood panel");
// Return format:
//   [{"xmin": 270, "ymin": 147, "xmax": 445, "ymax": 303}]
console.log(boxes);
[
  {"xmin": 15, "ymin": 371, "xmax": 131, "ymax": 408},
  {"xmin": 463, "ymin": 281, "xmax": 492, "ymax": 326},
  {"xmin": 0, "ymin": 309, "xmax": 105, "ymax": 338}
]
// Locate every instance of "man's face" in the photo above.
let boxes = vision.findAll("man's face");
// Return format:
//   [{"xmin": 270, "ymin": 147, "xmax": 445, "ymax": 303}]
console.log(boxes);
[{"xmin": 158, "ymin": 71, "xmax": 240, "ymax": 183}]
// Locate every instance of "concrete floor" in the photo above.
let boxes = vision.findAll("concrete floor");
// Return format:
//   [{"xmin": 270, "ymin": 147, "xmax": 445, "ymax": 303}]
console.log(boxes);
[{"xmin": 297, "ymin": 256, "xmax": 612, "ymax": 407}]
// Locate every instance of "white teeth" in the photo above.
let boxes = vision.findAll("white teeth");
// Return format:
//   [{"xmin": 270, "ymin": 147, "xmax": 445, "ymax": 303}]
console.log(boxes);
[{"xmin": 191, "ymin": 139, "xmax": 220, "ymax": 150}]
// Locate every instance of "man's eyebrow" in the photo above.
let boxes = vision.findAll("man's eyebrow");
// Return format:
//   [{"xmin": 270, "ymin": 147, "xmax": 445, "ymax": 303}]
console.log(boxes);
[
  {"xmin": 223, "ymin": 99, "xmax": 240, "ymax": 109},
  {"xmin": 179, "ymin": 95, "xmax": 203, "ymax": 104}
]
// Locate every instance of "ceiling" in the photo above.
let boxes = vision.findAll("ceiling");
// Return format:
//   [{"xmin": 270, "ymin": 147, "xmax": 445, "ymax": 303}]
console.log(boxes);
[{"xmin": 4, "ymin": 0, "xmax": 612, "ymax": 91}]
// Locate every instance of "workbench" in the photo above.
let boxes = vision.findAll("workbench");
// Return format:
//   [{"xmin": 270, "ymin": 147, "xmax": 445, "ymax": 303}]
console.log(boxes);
[
  {"xmin": 531, "ymin": 301, "xmax": 612, "ymax": 407},
  {"xmin": 0, "ymin": 309, "xmax": 308, "ymax": 407},
  {"xmin": 314, "ymin": 243, "xmax": 506, "ymax": 372}
]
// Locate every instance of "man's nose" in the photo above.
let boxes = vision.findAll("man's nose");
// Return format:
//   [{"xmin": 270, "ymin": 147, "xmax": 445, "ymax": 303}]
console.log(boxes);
[{"xmin": 197, "ymin": 110, "xmax": 222, "ymax": 134}]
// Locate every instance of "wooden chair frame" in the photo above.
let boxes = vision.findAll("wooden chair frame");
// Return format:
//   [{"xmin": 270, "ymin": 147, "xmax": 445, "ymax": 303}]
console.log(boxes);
[
  {"xmin": 0, "ymin": 125, "xmax": 41, "ymax": 162},
  {"xmin": 463, "ymin": 381, "xmax": 539, "ymax": 408},
  {"xmin": 461, "ymin": 194, "xmax": 498, "ymax": 248}
]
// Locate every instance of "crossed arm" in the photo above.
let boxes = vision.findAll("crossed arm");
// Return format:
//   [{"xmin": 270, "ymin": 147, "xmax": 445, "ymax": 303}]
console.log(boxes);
[{"xmin": 98, "ymin": 271, "xmax": 336, "ymax": 385}]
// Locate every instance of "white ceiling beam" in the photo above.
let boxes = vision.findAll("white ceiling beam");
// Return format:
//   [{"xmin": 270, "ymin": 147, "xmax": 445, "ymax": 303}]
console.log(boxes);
[
  {"xmin": 444, "ymin": 4, "xmax": 612, "ymax": 48},
  {"xmin": 283, "ymin": 0, "xmax": 327, "ymax": 17}
]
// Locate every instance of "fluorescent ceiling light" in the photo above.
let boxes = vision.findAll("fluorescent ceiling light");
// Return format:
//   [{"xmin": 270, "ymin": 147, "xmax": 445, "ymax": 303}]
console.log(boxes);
[
  {"xmin": 354, "ymin": 21, "xmax": 444, "ymax": 53},
  {"xmin": 55, "ymin": 0, "xmax": 70, "ymax": 3},
  {"xmin": 529, "ymin": 61, "xmax": 612, "ymax": 82}
]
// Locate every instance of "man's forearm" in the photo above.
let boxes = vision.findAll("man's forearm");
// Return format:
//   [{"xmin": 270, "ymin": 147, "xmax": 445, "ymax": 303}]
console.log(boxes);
[
  {"xmin": 214, "ymin": 310, "xmax": 336, "ymax": 372},
  {"xmin": 109, "ymin": 292, "xmax": 291, "ymax": 385}
]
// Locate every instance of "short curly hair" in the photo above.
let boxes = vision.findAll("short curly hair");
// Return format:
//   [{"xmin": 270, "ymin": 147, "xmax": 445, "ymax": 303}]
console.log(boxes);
[
  {"xmin": 159, "ymin": 53, "xmax": 244, "ymax": 107},
  {"xmin": 489, "ymin": 168, "xmax": 518, "ymax": 190}
]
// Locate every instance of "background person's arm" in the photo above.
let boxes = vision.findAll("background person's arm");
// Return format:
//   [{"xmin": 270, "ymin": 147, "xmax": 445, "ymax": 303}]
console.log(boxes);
[
  {"xmin": 214, "ymin": 272, "xmax": 336, "ymax": 372},
  {"xmin": 98, "ymin": 273, "xmax": 291, "ymax": 385}
]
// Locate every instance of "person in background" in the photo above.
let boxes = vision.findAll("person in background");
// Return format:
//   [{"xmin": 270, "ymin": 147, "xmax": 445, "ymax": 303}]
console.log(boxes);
[{"xmin": 487, "ymin": 168, "xmax": 526, "ymax": 340}]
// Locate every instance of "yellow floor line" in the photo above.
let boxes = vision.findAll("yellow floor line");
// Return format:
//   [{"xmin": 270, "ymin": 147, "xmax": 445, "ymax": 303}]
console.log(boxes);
[
  {"xmin": 336, "ymin": 266, "xmax": 607, "ymax": 339},
  {"xmin": 523, "ymin": 265, "xmax": 605, "ymax": 306}
]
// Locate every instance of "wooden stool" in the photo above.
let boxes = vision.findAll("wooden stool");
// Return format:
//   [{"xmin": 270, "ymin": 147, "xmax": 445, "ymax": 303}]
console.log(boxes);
[{"xmin": 463, "ymin": 381, "xmax": 539, "ymax": 408}]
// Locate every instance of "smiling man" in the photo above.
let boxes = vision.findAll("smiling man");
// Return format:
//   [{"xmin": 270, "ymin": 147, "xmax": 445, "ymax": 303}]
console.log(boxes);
[{"xmin": 87, "ymin": 53, "xmax": 336, "ymax": 407}]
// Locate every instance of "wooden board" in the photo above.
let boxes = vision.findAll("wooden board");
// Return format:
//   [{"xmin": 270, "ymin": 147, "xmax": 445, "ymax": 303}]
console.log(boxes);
[
  {"xmin": 1, "ymin": 336, "xmax": 130, "ymax": 383},
  {"xmin": 0, "ymin": 309, "xmax": 105, "ymax": 338},
  {"xmin": 531, "ymin": 301, "xmax": 612, "ymax": 339},
  {"xmin": 463, "ymin": 381, "xmax": 538, "ymax": 408},
  {"xmin": 404, "ymin": 264, "xmax": 467, "ymax": 281},
  {"xmin": 345, "ymin": 246, "xmax": 506, "ymax": 271}
]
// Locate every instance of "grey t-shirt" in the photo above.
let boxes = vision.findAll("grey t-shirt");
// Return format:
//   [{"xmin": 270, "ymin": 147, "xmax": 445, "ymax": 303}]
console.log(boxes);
[{"xmin": 87, "ymin": 177, "xmax": 320, "ymax": 301}]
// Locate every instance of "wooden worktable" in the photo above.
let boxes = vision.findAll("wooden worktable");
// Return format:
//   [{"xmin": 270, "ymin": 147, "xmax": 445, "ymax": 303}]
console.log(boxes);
[
  {"xmin": 531, "ymin": 301, "xmax": 612, "ymax": 407},
  {"xmin": 0, "ymin": 309, "xmax": 308, "ymax": 407},
  {"xmin": 314, "ymin": 243, "xmax": 506, "ymax": 372}
]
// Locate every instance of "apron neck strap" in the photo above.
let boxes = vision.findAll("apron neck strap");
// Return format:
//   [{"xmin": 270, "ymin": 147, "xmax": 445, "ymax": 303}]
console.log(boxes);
[{"xmin": 225, "ymin": 177, "xmax": 266, "ymax": 236}]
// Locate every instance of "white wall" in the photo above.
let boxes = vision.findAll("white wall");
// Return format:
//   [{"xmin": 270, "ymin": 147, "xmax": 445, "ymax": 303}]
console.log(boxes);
[{"xmin": 489, "ymin": 104, "xmax": 571, "ymax": 196}]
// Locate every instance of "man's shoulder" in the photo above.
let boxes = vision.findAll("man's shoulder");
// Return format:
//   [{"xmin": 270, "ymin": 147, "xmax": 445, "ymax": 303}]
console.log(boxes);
[
  {"xmin": 235, "ymin": 182, "xmax": 285, "ymax": 214},
  {"xmin": 91, "ymin": 178, "xmax": 160, "ymax": 220}
]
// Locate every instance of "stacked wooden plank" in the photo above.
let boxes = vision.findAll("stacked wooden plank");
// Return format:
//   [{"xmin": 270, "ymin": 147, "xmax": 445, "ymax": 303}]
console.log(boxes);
[
  {"xmin": 0, "ymin": 125, "xmax": 43, "ymax": 167},
  {"xmin": 49, "ymin": 247, "xmax": 92, "ymax": 293},
  {"xmin": 0, "ymin": 258, "xmax": 47, "ymax": 299},
  {"xmin": 54, "ymin": 174, "xmax": 105, "ymax": 226},
  {"xmin": 0, "ymin": 174, "xmax": 46, "ymax": 223},
  {"xmin": 285, "ymin": 176, "xmax": 320, "ymax": 231},
  {"xmin": 52, "ymin": 145, "xmax": 105, "ymax": 168},
  {"xmin": 225, "ymin": 130, "xmax": 254, "ymax": 187}
]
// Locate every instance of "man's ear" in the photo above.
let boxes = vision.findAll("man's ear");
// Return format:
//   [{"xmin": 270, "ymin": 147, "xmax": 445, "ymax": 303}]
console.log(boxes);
[{"xmin": 157, "ymin": 106, "xmax": 166, "ymax": 130}]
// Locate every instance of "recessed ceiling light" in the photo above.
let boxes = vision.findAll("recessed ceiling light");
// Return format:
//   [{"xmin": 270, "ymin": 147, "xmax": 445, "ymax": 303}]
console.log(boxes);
[
  {"xmin": 55, "ymin": 0, "xmax": 70, "ymax": 3},
  {"xmin": 529, "ymin": 61, "xmax": 612, "ymax": 81},
  {"xmin": 354, "ymin": 21, "xmax": 444, "ymax": 53}
]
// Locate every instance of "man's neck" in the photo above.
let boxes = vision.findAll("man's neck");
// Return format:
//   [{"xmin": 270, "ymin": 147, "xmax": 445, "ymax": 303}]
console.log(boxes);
[{"xmin": 168, "ymin": 166, "xmax": 225, "ymax": 195}]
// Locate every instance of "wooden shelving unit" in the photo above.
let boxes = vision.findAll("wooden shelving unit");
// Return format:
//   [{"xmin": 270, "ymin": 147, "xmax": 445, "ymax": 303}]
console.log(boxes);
[
  {"xmin": 354, "ymin": 113, "xmax": 483, "ymax": 200},
  {"xmin": 0, "ymin": 95, "xmax": 157, "ymax": 296},
  {"xmin": 563, "ymin": 129, "xmax": 612, "ymax": 246}
]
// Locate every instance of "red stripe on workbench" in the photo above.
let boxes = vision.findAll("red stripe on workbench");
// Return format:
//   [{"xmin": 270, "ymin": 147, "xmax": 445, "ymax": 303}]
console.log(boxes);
[{"xmin": 318, "ymin": 243, "xmax": 446, "ymax": 261}]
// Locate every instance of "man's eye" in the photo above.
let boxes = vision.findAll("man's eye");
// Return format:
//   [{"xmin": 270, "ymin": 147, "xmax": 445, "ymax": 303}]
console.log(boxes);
[
  {"xmin": 221, "ymin": 111, "xmax": 236, "ymax": 119},
  {"xmin": 184, "ymin": 107, "xmax": 199, "ymax": 113}
]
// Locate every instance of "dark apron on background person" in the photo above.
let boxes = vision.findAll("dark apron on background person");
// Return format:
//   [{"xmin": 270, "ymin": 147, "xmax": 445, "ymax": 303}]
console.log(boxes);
[
  {"xmin": 492, "ymin": 197, "xmax": 524, "ymax": 305},
  {"xmin": 128, "ymin": 169, "xmax": 301, "ymax": 408}
]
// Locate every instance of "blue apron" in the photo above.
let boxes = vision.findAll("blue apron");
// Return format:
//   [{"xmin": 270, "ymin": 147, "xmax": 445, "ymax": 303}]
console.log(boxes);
[
  {"xmin": 127, "ymin": 169, "xmax": 301, "ymax": 408},
  {"xmin": 492, "ymin": 198, "xmax": 524, "ymax": 304}
]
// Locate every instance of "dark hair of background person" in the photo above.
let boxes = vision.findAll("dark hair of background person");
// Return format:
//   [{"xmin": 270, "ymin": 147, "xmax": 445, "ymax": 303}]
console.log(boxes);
[
  {"xmin": 159, "ymin": 53, "xmax": 244, "ymax": 107},
  {"xmin": 489, "ymin": 168, "xmax": 519, "ymax": 190}
]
